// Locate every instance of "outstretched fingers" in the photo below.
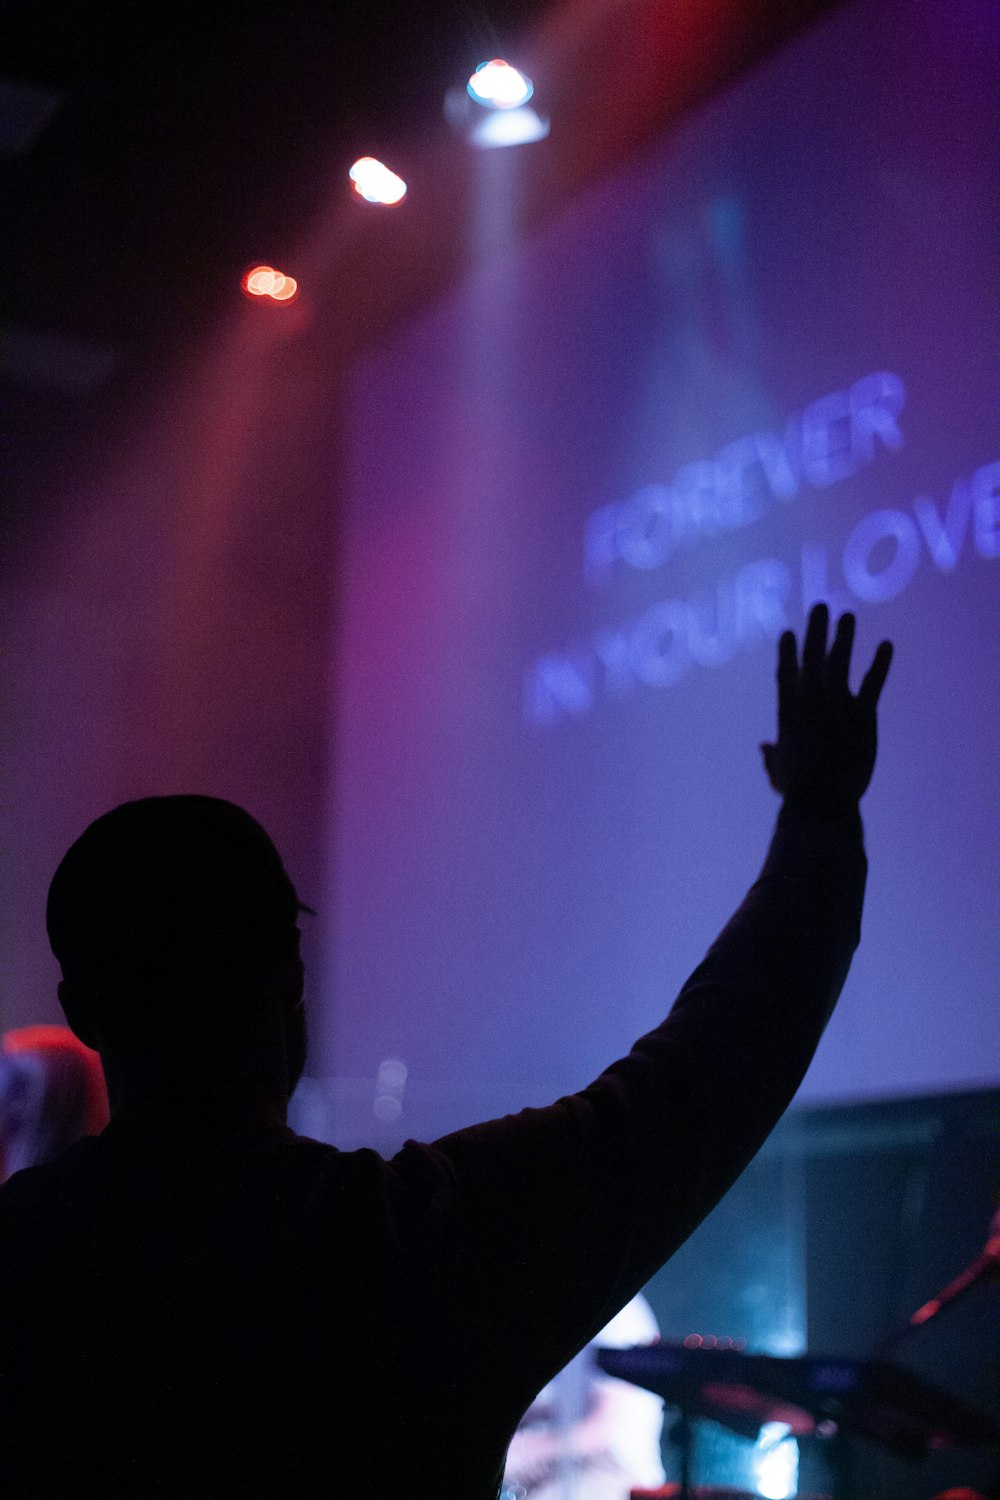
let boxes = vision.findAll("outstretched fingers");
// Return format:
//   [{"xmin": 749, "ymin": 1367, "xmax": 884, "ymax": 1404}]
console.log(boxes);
[
  {"xmin": 801, "ymin": 602, "xmax": 829, "ymax": 692},
  {"xmin": 858, "ymin": 639, "xmax": 894, "ymax": 710},
  {"xmin": 776, "ymin": 629, "xmax": 798, "ymax": 730},
  {"xmin": 827, "ymin": 612, "xmax": 856, "ymax": 692},
  {"xmin": 766, "ymin": 607, "xmax": 893, "ymax": 804}
]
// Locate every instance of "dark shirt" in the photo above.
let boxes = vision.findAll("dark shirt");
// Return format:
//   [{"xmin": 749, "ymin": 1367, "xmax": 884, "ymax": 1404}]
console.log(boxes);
[{"xmin": 0, "ymin": 805, "xmax": 865, "ymax": 1498}]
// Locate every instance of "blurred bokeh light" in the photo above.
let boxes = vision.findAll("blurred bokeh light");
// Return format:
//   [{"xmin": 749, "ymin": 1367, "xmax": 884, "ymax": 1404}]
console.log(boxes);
[
  {"xmin": 242, "ymin": 265, "xmax": 299, "ymax": 302},
  {"xmin": 467, "ymin": 59, "xmax": 533, "ymax": 109},
  {"xmin": 348, "ymin": 157, "xmax": 407, "ymax": 205}
]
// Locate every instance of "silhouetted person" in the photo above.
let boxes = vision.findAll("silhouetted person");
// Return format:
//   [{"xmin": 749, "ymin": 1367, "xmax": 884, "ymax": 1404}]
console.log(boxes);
[{"xmin": 0, "ymin": 605, "xmax": 891, "ymax": 1498}]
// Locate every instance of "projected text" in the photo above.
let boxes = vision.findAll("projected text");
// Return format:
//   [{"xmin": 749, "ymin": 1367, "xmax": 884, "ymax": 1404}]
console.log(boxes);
[
  {"xmin": 524, "ymin": 371, "xmax": 999, "ymax": 727},
  {"xmin": 584, "ymin": 372, "xmax": 905, "ymax": 580}
]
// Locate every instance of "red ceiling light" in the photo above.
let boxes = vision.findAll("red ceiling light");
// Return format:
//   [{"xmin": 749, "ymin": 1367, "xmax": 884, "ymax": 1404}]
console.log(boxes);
[
  {"xmin": 242, "ymin": 264, "xmax": 299, "ymax": 303},
  {"xmin": 267, "ymin": 272, "xmax": 298, "ymax": 301}
]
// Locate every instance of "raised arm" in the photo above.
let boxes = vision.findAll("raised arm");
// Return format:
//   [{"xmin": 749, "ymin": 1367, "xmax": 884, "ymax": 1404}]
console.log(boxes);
[{"xmin": 398, "ymin": 606, "xmax": 893, "ymax": 1425}]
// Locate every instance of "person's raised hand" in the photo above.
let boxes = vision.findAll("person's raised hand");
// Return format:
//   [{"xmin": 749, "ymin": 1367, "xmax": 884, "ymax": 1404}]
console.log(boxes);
[{"xmin": 760, "ymin": 603, "xmax": 893, "ymax": 810}]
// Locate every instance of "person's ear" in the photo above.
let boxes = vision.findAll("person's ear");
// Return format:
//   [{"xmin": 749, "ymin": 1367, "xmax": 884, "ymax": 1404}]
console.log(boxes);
[{"xmin": 57, "ymin": 981, "xmax": 100, "ymax": 1050}]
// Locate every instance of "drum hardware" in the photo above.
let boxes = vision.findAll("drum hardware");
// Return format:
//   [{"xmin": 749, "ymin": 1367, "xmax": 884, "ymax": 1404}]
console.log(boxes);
[{"xmin": 597, "ymin": 1343, "xmax": 999, "ymax": 1500}]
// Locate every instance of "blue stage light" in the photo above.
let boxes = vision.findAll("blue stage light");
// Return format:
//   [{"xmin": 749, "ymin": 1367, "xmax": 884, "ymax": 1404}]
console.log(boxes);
[{"xmin": 467, "ymin": 60, "xmax": 533, "ymax": 110}]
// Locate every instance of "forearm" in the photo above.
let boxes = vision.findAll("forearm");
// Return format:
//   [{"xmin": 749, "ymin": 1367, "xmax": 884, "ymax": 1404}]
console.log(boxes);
[
  {"xmin": 662, "ymin": 799, "xmax": 865, "ymax": 1075},
  {"xmin": 417, "ymin": 607, "xmax": 890, "ymax": 1410},
  {"xmin": 570, "ymin": 800, "xmax": 865, "ymax": 1292}
]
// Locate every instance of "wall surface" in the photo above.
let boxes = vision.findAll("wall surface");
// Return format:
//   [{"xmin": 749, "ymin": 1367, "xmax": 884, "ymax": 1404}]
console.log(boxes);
[{"xmin": 2, "ymin": 0, "xmax": 848, "ymax": 1038}]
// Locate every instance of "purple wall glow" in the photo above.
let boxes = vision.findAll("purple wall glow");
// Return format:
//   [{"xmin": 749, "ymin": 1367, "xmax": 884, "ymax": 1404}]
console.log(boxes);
[
  {"xmin": 325, "ymin": 0, "xmax": 999, "ymax": 1120},
  {"xmin": 2, "ymin": 326, "xmax": 333, "ymax": 1036}
]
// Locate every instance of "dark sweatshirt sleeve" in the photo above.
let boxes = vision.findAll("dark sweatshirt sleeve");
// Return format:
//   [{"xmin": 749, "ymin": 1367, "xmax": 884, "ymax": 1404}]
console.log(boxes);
[{"xmin": 394, "ymin": 803, "xmax": 867, "ymax": 1408}]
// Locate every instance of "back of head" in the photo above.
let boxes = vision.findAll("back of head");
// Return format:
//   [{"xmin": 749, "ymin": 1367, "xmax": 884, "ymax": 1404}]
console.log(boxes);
[{"xmin": 46, "ymin": 796, "xmax": 303, "ymax": 1052}]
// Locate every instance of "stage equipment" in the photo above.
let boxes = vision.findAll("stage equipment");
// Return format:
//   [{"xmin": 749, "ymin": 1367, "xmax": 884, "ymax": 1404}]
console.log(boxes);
[
  {"xmin": 628, "ymin": 1489, "xmax": 830, "ymax": 1499},
  {"xmin": 883, "ymin": 1206, "xmax": 1000, "ymax": 1350},
  {"xmin": 597, "ymin": 1343, "xmax": 1000, "ymax": 1500}
]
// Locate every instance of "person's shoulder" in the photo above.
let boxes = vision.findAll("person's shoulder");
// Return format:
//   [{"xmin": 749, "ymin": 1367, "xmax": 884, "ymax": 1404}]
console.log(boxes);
[
  {"xmin": 282, "ymin": 1135, "xmax": 460, "ymax": 1241},
  {"xmin": 271, "ymin": 1129, "xmax": 378, "ymax": 1174},
  {"xmin": 283, "ymin": 1132, "xmax": 456, "ymax": 1202},
  {"xmin": 260, "ymin": 1135, "xmax": 458, "ymax": 1271},
  {"xmin": 0, "ymin": 1135, "xmax": 101, "ymax": 1195},
  {"xmin": 252, "ymin": 1131, "xmax": 438, "ymax": 1210},
  {"xmin": 0, "ymin": 1137, "xmax": 102, "ymax": 1243}
]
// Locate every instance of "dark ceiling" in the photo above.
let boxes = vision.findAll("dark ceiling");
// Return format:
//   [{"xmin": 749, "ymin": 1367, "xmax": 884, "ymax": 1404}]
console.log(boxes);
[
  {"xmin": 1, "ymin": 0, "xmax": 844, "ymax": 513},
  {"xmin": 1, "ymin": 1, "xmax": 544, "ymax": 381}
]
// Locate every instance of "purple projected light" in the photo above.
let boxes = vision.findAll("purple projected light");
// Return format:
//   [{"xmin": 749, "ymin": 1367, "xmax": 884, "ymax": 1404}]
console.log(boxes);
[
  {"xmin": 525, "ymin": 369, "xmax": 951, "ymax": 725},
  {"xmin": 326, "ymin": 0, "xmax": 999, "ymax": 1126}
]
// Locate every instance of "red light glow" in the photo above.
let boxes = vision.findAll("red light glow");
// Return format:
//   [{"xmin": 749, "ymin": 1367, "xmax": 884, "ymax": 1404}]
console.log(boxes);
[{"xmin": 242, "ymin": 265, "xmax": 299, "ymax": 303}]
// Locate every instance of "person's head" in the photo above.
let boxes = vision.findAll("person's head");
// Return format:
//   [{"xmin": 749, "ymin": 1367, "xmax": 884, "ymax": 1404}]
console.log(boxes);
[
  {"xmin": 0, "ymin": 1025, "xmax": 110, "ymax": 1179},
  {"xmin": 46, "ymin": 796, "xmax": 308, "ymax": 1113}
]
